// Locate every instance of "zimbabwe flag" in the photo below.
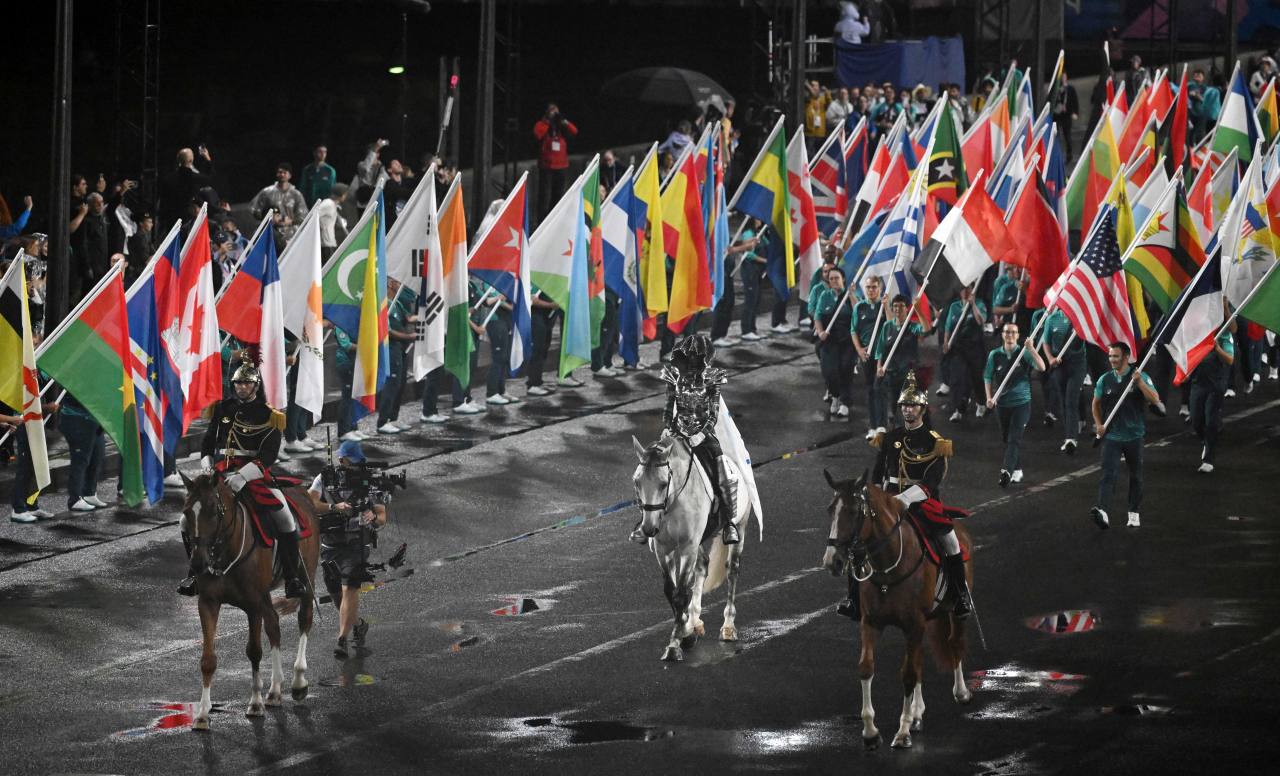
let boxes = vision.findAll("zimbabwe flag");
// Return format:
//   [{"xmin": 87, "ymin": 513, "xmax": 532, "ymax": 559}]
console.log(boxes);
[{"xmin": 1124, "ymin": 179, "xmax": 1207, "ymax": 314}]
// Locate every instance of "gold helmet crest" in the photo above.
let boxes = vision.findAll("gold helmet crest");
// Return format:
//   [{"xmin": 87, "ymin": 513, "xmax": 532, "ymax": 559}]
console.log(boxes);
[
  {"xmin": 230, "ymin": 356, "xmax": 261, "ymax": 386},
  {"xmin": 897, "ymin": 370, "xmax": 928, "ymax": 407}
]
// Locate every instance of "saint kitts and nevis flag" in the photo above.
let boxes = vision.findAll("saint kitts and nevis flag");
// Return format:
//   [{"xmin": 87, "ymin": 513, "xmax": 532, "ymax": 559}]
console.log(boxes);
[
  {"xmin": 0, "ymin": 255, "xmax": 50, "ymax": 502},
  {"xmin": 322, "ymin": 189, "xmax": 390, "ymax": 419},
  {"xmin": 37, "ymin": 266, "xmax": 146, "ymax": 506},
  {"xmin": 731, "ymin": 114, "xmax": 794, "ymax": 302},
  {"xmin": 528, "ymin": 164, "xmax": 594, "ymax": 377}
]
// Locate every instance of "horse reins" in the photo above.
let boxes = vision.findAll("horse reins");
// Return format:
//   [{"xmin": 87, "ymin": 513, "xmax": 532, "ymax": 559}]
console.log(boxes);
[
  {"xmin": 830, "ymin": 487, "xmax": 923, "ymax": 592},
  {"xmin": 191, "ymin": 474, "xmax": 253, "ymax": 579},
  {"xmin": 637, "ymin": 441, "xmax": 697, "ymax": 518}
]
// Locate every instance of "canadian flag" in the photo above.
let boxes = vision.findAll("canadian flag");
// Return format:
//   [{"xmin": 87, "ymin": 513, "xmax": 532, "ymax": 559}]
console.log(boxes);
[
  {"xmin": 176, "ymin": 206, "xmax": 223, "ymax": 429},
  {"xmin": 786, "ymin": 131, "xmax": 824, "ymax": 301}
]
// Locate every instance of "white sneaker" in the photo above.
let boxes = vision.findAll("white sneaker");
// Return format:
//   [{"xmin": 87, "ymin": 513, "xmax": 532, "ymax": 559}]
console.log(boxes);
[
  {"xmin": 276, "ymin": 450, "xmax": 293, "ymax": 461},
  {"xmin": 394, "ymin": 420, "xmax": 413, "ymax": 430},
  {"xmin": 1178, "ymin": 405, "xmax": 1190, "ymax": 418},
  {"xmin": 283, "ymin": 441, "xmax": 309, "ymax": 453},
  {"xmin": 420, "ymin": 413, "xmax": 448, "ymax": 424},
  {"xmin": 983, "ymin": 323, "xmax": 995, "ymax": 335},
  {"xmin": 352, "ymin": 430, "xmax": 369, "ymax": 440},
  {"xmin": 454, "ymin": 400, "xmax": 486, "ymax": 415},
  {"xmin": 1253, "ymin": 372, "xmax": 1262, "ymax": 383},
  {"xmin": 1270, "ymin": 367, "xmax": 1278, "ymax": 381},
  {"xmin": 592, "ymin": 368, "xmax": 618, "ymax": 377},
  {"xmin": 712, "ymin": 338, "xmax": 734, "ymax": 348},
  {"xmin": 875, "ymin": 426, "xmax": 887, "ymax": 435},
  {"xmin": 1061, "ymin": 439, "xmax": 1077, "ymax": 455},
  {"xmin": 799, "ymin": 317, "xmax": 812, "ymax": 327},
  {"xmin": 560, "ymin": 376, "xmax": 585, "ymax": 387},
  {"xmin": 770, "ymin": 324, "xmax": 792, "ymax": 334},
  {"xmin": 1126, "ymin": 512, "xmax": 1140, "ymax": 528},
  {"xmin": 485, "ymin": 394, "xmax": 510, "ymax": 405},
  {"xmin": 1245, "ymin": 380, "xmax": 1256, "ymax": 394},
  {"xmin": 163, "ymin": 474, "xmax": 186, "ymax": 488},
  {"xmin": 1091, "ymin": 507, "xmax": 1109, "ymax": 529},
  {"xmin": 660, "ymin": 353, "xmax": 673, "ymax": 362},
  {"xmin": 974, "ymin": 406, "xmax": 987, "ymax": 418},
  {"xmin": 837, "ymin": 403, "xmax": 850, "ymax": 417},
  {"xmin": 87, "ymin": 495, "xmax": 110, "ymax": 508},
  {"xmin": 1225, "ymin": 388, "xmax": 1237, "ymax": 398},
  {"xmin": 377, "ymin": 423, "xmax": 402, "ymax": 434},
  {"xmin": 823, "ymin": 390, "xmax": 832, "ymax": 402},
  {"xmin": 339, "ymin": 431, "xmax": 362, "ymax": 442},
  {"xmin": 70, "ymin": 499, "xmax": 97, "ymax": 512},
  {"xmin": 10, "ymin": 512, "xmax": 37, "ymax": 523},
  {"xmin": 1083, "ymin": 374, "xmax": 1093, "ymax": 386},
  {"xmin": 1198, "ymin": 462, "xmax": 1214, "ymax": 473},
  {"xmin": 936, "ymin": 384, "xmax": 951, "ymax": 396},
  {"xmin": 740, "ymin": 332, "xmax": 764, "ymax": 341},
  {"xmin": 1011, "ymin": 470, "xmax": 1024, "ymax": 483},
  {"xmin": 526, "ymin": 385, "xmax": 551, "ymax": 396},
  {"xmin": 28, "ymin": 508, "xmax": 56, "ymax": 519},
  {"xmin": 306, "ymin": 439, "xmax": 327, "ymax": 450},
  {"xmin": 949, "ymin": 410, "xmax": 962, "ymax": 422},
  {"xmin": 830, "ymin": 398, "xmax": 841, "ymax": 414},
  {"xmin": 501, "ymin": 393, "xmax": 521, "ymax": 403}
]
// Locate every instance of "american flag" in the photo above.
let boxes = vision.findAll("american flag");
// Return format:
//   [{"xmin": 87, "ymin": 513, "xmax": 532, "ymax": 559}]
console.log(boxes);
[{"xmin": 1053, "ymin": 207, "xmax": 1136, "ymax": 354}]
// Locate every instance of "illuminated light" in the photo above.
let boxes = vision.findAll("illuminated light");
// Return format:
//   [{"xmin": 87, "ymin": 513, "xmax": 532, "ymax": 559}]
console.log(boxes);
[{"xmin": 389, "ymin": 66, "xmax": 405, "ymax": 75}]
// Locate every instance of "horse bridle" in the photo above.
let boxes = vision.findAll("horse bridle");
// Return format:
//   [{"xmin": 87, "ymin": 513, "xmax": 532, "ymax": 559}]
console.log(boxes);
[
  {"xmin": 637, "ymin": 443, "xmax": 697, "ymax": 518},
  {"xmin": 188, "ymin": 473, "xmax": 252, "ymax": 578},
  {"xmin": 828, "ymin": 486, "xmax": 912, "ymax": 586}
]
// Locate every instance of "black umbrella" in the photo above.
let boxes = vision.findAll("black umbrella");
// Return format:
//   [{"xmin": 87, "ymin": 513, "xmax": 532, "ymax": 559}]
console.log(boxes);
[{"xmin": 600, "ymin": 67, "xmax": 734, "ymax": 109}]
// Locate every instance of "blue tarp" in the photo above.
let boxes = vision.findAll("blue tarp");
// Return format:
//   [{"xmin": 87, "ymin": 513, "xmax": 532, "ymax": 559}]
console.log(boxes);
[{"xmin": 834, "ymin": 35, "xmax": 965, "ymax": 92}]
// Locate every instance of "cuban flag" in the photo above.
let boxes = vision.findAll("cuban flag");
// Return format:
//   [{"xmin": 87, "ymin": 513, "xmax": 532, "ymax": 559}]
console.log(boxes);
[
  {"xmin": 214, "ymin": 223, "xmax": 287, "ymax": 408},
  {"xmin": 812, "ymin": 124, "xmax": 847, "ymax": 237},
  {"xmin": 468, "ymin": 173, "xmax": 533, "ymax": 372},
  {"xmin": 602, "ymin": 167, "xmax": 643, "ymax": 366},
  {"xmin": 146, "ymin": 221, "xmax": 186, "ymax": 455},
  {"xmin": 124, "ymin": 276, "xmax": 167, "ymax": 504}
]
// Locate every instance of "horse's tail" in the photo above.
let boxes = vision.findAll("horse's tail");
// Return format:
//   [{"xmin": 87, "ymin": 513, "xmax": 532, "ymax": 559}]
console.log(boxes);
[{"xmin": 704, "ymin": 537, "xmax": 728, "ymax": 592}]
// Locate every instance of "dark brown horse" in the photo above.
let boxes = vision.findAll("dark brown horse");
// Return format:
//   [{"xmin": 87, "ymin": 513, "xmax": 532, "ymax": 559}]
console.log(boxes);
[
  {"xmin": 180, "ymin": 472, "xmax": 320, "ymax": 729},
  {"xmin": 822, "ymin": 469, "xmax": 973, "ymax": 750}
]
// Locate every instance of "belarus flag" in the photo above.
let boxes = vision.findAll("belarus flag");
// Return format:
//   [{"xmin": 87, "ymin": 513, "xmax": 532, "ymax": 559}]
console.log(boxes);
[
  {"xmin": 1162, "ymin": 248, "xmax": 1225, "ymax": 384},
  {"xmin": 911, "ymin": 182, "xmax": 1017, "ymax": 305}
]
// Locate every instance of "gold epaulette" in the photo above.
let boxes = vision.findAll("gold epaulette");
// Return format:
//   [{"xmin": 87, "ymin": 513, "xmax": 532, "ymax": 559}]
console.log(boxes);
[
  {"xmin": 930, "ymin": 430, "xmax": 953, "ymax": 457},
  {"xmin": 202, "ymin": 404, "xmax": 217, "ymax": 420},
  {"xmin": 268, "ymin": 408, "xmax": 286, "ymax": 432},
  {"xmin": 870, "ymin": 432, "xmax": 885, "ymax": 449}
]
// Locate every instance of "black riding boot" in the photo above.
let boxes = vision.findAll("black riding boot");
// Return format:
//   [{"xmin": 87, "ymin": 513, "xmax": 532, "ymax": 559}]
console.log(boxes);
[
  {"xmin": 836, "ymin": 572, "xmax": 861, "ymax": 620},
  {"xmin": 276, "ymin": 530, "xmax": 306, "ymax": 599},
  {"xmin": 177, "ymin": 531, "xmax": 198, "ymax": 597},
  {"xmin": 944, "ymin": 552, "xmax": 973, "ymax": 619},
  {"xmin": 718, "ymin": 457, "xmax": 741, "ymax": 545}
]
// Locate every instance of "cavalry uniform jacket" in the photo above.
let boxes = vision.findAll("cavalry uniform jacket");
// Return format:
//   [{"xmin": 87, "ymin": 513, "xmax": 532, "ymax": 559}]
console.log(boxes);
[
  {"xmin": 201, "ymin": 394, "xmax": 287, "ymax": 507},
  {"xmin": 871, "ymin": 424, "xmax": 958, "ymax": 526}
]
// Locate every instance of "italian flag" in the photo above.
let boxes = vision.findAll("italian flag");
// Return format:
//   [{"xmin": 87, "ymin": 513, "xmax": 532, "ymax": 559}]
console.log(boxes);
[
  {"xmin": 38, "ymin": 266, "xmax": 145, "ymax": 506},
  {"xmin": 438, "ymin": 176, "xmax": 475, "ymax": 389}
]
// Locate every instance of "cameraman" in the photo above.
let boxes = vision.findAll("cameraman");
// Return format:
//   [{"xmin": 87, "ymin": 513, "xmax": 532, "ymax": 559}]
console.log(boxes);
[
  {"xmin": 307, "ymin": 440, "xmax": 386, "ymax": 658},
  {"xmin": 533, "ymin": 103, "xmax": 578, "ymax": 221}
]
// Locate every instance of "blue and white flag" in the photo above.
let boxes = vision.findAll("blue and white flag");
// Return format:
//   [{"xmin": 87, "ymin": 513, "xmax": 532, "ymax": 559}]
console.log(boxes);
[
  {"xmin": 125, "ymin": 275, "xmax": 168, "ymax": 505},
  {"xmin": 601, "ymin": 166, "xmax": 644, "ymax": 366},
  {"xmin": 862, "ymin": 165, "xmax": 925, "ymax": 301}
]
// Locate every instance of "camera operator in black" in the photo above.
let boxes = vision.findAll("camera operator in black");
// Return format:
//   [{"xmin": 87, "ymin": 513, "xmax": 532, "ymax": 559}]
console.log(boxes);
[{"xmin": 306, "ymin": 440, "xmax": 386, "ymax": 658}]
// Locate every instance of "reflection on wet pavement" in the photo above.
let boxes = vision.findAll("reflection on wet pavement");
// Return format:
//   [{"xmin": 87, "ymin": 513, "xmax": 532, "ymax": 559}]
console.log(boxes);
[
  {"xmin": 965, "ymin": 664, "xmax": 1084, "ymax": 721},
  {"xmin": 492, "ymin": 597, "xmax": 555, "ymax": 615},
  {"xmin": 1139, "ymin": 599, "xmax": 1254, "ymax": 631},
  {"xmin": 489, "ymin": 716, "xmax": 674, "ymax": 746},
  {"xmin": 447, "ymin": 636, "xmax": 481, "ymax": 652},
  {"xmin": 1025, "ymin": 610, "xmax": 1099, "ymax": 634},
  {"xmin": 1101, "ymin": 703, "xmax": 1171, "ymax": 715},
  {"xmin": 741, "ymin": 721, "xmax": 839, "ymax": 753},
  {"xmin": 318, "ymin": 674, "xmax": 384, "ymax": 687},
  {"xmin": 115, "ymin": 700, "xmax": 226, "ymax": 738}
]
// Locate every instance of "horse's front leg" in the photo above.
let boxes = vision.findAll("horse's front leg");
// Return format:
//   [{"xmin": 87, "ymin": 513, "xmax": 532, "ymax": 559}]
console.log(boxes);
[
  {"xmin": 661, "ymin": 558, "xmax": 690, "ymax": 662},
  {"xmin": 859, "ymin": 624, "xmax": 881, "ymax": 749},
  {"xmin": 686, "ymin": 541, "xmax": 713, "ymax": 645},
  {"xmin": 246, "ymin": 607, "xmax": 265, "ymax": 717},
  {"xmin": 893, "ymin": 624, "xmax": 924, "ymax": 748},
  {"xmin": 293, "ymin": 586, "xmax": 313, "ymax": 701},
  {"xmin": 263, "ymin": 599, "xmax": 284, "ymax": 707},
  {"xmin": 721, "ymin": 542, "xmax": 743, "ymax": 641},
  {"xmin": 194, "ymin": 595, "xmax": 221, "ymax": 731}
]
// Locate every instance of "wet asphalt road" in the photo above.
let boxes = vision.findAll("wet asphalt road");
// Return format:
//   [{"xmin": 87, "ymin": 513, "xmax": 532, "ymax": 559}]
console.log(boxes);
[{"xmin": 1, "ymin": 324, "xmax": 1278, "ymax": 776}]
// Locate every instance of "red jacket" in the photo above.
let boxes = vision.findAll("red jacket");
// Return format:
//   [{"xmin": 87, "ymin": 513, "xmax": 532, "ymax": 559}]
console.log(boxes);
[{"xmin": 534, "ymin": 119, "xmax": 578, "ymax": 169}]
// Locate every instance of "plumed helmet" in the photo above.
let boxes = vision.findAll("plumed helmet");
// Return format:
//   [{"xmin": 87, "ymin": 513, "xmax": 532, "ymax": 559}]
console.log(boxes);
[
  {"xmin": 230, "ymin": 356, "xmax": 261, "ymax": 386},
  {"xmin": 897, "ymin": 370, "xmax": 928, "ymax": 407},
  {"xmin": 670, "ymin": 335, "xmax": 714, "ymax": 371}
]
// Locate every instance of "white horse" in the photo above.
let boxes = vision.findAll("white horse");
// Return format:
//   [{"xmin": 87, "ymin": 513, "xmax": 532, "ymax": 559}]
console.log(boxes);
[{"xmin": 632, "ymin": 432, "xmax": 754, "ymax": 661}]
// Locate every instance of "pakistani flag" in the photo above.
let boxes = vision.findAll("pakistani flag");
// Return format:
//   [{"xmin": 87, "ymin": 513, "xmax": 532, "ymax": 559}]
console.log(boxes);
[
  {"xmin": 322, "ymin": 186, "xmax": 385, "ymax": 341},
  {"xmin": 1212, "ymin": 64, "xmax": 1262, "ymax": 165}
]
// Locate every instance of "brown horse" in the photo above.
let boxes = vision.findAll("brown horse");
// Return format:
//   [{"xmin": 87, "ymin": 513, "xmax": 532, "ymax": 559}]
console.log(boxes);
[
  {"xmin": 180, "ymin": 472, "xmax": 320, "ymax": 730},
  {"xmin": 822, "ymin": 469, "xmax": 974, "ymax": 750}
]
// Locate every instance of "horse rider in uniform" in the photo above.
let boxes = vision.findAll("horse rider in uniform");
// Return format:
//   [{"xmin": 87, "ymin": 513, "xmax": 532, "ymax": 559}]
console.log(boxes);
[
  {"xmin": 838, "ymin": 371, "xmax": 972, "ymax": 621},
  {"xmin": 631, "ymin": 335, "xmax": 741, "ymax": 546},
  {"xmin": 178, "ymin": 358, "xmax": 306, "ymax": 599}
]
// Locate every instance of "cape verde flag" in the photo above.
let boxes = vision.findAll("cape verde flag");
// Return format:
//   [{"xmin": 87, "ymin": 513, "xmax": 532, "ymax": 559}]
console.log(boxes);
[
  {"xmin": 124, "ymin": 276, "xmax": 167, "ymax": 504},
  {"xmin": 146, "ymin": 223, "xmax": 185, "ymax": 456}
]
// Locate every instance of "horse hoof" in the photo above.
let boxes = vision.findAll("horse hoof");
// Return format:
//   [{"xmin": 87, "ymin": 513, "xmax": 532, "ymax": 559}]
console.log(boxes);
[
  {"xmin": 892, "ymin": 733, "xmax": 912, "ymax": 749},
  {"xmin": 265, "ymin": 693, "xmax": 283, "ymax": 707},
  {"xmin": 679, "ymin": 634, "xmax": 699, "ymax": 650},
  {"xmin": 910, "ymin": 718, "xmax": 923, "ymax": 732},
  {"xmin": 661, "ymin": 647, "xmax": 684, "ymax": 662},
  {"xmin": 721, "ymin": 625, "xmax": 738, "ymax": 642},
  {"xmin": 291, "ymin": 686, "xmax": 309, "ymax": 701},
  {"xmin": 863, "ymin": 733, "xmax": 881, "ymax": 750},
  {"xmin": 192, "ymin": 718, "xmax": 210, "ymax": 732},
  {"xmin": 954, "ymin": 690, "xmax": 973, "ymax": 705},
  {"xmin": 694, "ymin": 621, "xmax": 706, "ymax": 637},
  {"xmin": 246, "ymin": 705, "xmax": 264, "ymax": 717}
]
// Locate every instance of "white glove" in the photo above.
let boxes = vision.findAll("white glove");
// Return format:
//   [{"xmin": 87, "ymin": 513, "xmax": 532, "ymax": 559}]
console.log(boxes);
[
  {"xmin": 200, "ymin": 456, "xmax": 215, "ymax": 470},
  {"xmin": 225, "ymin": 472, "xmax": 248, "ymax": 492},
  {"xmin": 893, "ymin": 485, "xmax": 928, "ymax": 508}
]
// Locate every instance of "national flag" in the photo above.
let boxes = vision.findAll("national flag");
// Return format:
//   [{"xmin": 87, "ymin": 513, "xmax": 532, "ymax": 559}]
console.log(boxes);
[
  {"xmin": 1159, "ymin": 248, "xmax": 1225, "ymax": 384},
  {"xmin": 1124, "ymin": 179, "xmax": 1208, "ymax": 314},
  {"xmin": 962, "ymin": 92, "xmax": 1010, "ymax": 184},
  {"xmin": 1189, "ymin": 147, "xmax": 1240, "ymax": 242},
  {"xmin": 843, "ymin": 116, "xmax": 870, "ymax": 203},
  {"xmin": 37, "ymin": 267, "xmax": 146, "ymax": 506},
  {"xmin": 927, "ymin": 99, "xmax": 968, "ymax": 207},
  {"xmin": 839, "ymin": 207, "xmax": 889, "ymax": 280},
  {"xmin": 1257, "ymin": 78, "xmax": 1280, "ymax": 150},
  {"xmin": 1041, "ymin": 124, "xmax": 1070, "ymax": 237},
  {"xmin": 863, "ymin": 161, "xmax": 927, "ymax": 302},
  {"xmin": 1212, "ymin": 63, "xmax": 1261, "ymax": 164},
  {"xmin": 1124, "ymin": 114, "xmax": 1159, "ymax": 189},
  {"xmin": 173, "ymin": 207, "xmax": 222, "ymax": 429},
  {"xmin": 1108, "ymin": 82, "xmax": 1130, "ymax": 135},
  {"xmin": 1131, "ymin": 158, "xmax": 1171, "ymax": 230},
  {"xmin": 1045, "ymin": 50, "xmax": 1066, "ymax": 116},
  {"xmin": 387, "ymin": 164, "xmax": 444, "ymax": 379},
  {"xmin": 124, "ymin": 274, "xmax": 166, "ymax": 504},
  {"xmin": 632, "ymin": 144, "xmax": 667, "ymax": 323},
  {"xmin": 147, "ymin": 220, "xmax": 187, "ymax": 448},
  {"xmin": 1221, "ymin": 150, "xmax": 1279, "ymax": 308},
  {"xmin": 1065, "ymin": 85, "xmax": 1126, "ymax": 233},
  {"xmin": 987, "ymin": 115, "xmax": 1029, "ymax": 211},
  {"xmin": 602, "ymin": 166, "xmax": 644, "ymax": 366},
  {"xmin": 433, "ymin": 175, "xmax": 474, "ymax": 388},
  {"xmin": 1169, "ymin": 68, "xmax": 1190, "ymax": 172},
  {"xmin": 276, "ymin": 209, "xmax": 325, "ymax": 421},
  {"xmin": 872, "ymin": 128, "xmax": 922, "ymax": 218},
  {"xmin": 528, "ymin": 170, "xmax": 593, "ymax": 377},
  {"xmin": 1054, "ymin": 207, "xmax": 1136, "ymax": 354},
  {"xmin": 1236, "ymin": 250, "xmax": 1280, "ymax": 332},
  {"xmin": 731, "ymin": 114, "xmax": 793, "ymax": 299},
  {"xmin": 663, "ymin": 141, "xmax": 715, "ymax": 329},
  {"xmin": 322, "ymin": 183, "xmax": 386, "ymax": 340},
  {"xmin": 848, "ymin": 112, "xmax": 905, "ymax": 233},
  {"xmin": 786, "ymin": 131, "xmax": 823, "ymax": 301},
  {"xmin": 349, "ymin": 197, "xmax": 390, "ymax": 419},
  {"xmin": 0, "ymin": 256, "xmax": 50, "ymax": 498},
  {"xmin": 1117, "ymin": 81, "xmax": 1153, "ymax": 162},
  {"xmin": 467, "ymin": 173, "xmax": 533, "ymax": 373},
  {"xmin": 581, "ymin": 158, "xmax": 608, "ymax": 348},
  {"xmin": 912, "ymin": 183, "xmax": 1016, "ymax": 305},
  {"xmin": 1082, "ymin": 115, "xmax": 1122, "ymax": 242},
  {"xmin": 1008, "ymin": 169, "xmax": 1072, "ymax": 309},
  {"xmin": 811, "ymin": 120, "xmax": 847, "ymax": 236},
  {"xmin": 1148, "ymin": 71, "xmax": 1175, "ymax": 122},
  {"xmin": 214, "ymin": 222, "xmax": 286, "ymax": 409}
]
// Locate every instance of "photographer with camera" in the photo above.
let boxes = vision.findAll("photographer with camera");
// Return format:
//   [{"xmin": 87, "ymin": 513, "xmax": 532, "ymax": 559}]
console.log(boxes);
[
  {"xmin": 307, "ymin": 440, "xmax": 387, "ymax": 658},
  {"xmin": 533, "ymin": 103, "xmax": 578, "ymax": 221}
]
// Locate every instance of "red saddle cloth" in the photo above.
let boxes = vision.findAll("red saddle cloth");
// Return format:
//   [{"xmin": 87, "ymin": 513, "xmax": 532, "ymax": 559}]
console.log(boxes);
[
  {"xmin": 215, "ymin": 464, "xmax": 312, "ymax": 547},
  {"xmin": 902, "ymin": 500, "xmax": 970, "ymax": 564}
]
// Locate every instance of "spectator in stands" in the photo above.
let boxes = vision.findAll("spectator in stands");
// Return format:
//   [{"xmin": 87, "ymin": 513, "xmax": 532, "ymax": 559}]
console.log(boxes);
[
  {"xmin": 219, "ymin": 216, "xmax": 248, "ymax": 262},
  {"xmin": 658, "ymin": 151, "xmax": 676, "ymax": 181},
  {"xmin": 355, "ymin": 139, "xmax": 388, "ymax": 208},
  {"xmin": 1052, "ymin": 72, "xmax": 1080, "ymax": 160},
  {"xmin": 974, "ymin": 76, "xmax": 998, "ymax": 114},
  {"xmin": 1189, "ymin": 69, "xmax": 1221, "ymax": 144},
  {"xmin": 211, "ymin": 231, "xmax": 237, "ymax": 295},
  {"xmin": 873, "ymin": 85, "xmax": 900, "ymax": 134},
  {"xmin": 862, "ymin": 0, "xmax": 896, "ymax": 43},
  {"xmin": 0, "ymin": 196, "xmax": 33, "ymax": 240},
  {"xmin": 382, "ymin": 159, "xmax": 416, "ymax": 228},
  {"xmin": 125, "ymin": 212, "xmax": 152, "ymax": 286},
  {"xmin": 1251, "ymin": 57, "xmax": 1276, "ymax": 100},
  {"xmin": 1126, "ymin": 54, "xmax": 1150, "ymax": 100},
  {"xmin": 826, "ymin": 87, "xmax": 857, "ymax": 130},
  {"xmin": 834, "ymin": 4, "xmax": 871, "ymax": 44},
  {"xmin": 659, "ymin": 120, "xmax": 694, "ymax": 159},
  {"xmin": 909, "ymin": 85, "xmax": 932, "ymax": 126},
  {"xmin": 249, "ymin": 163, "xmax": 308, "ymax": 242},
  {"xmin": 300, "ymin": 145, "xmax": 336, "ymax": 207},
  {"xmin": 948, "ymin": 83, "xmax": 976, "ymax": 130},
  {"xmin": 534, "ymin": 103, "xmax": 578, "ymax": 221},
  {"xmin": 159, "ymin": 148, "xmax": 215, "ymax": 234},
  {"xmin": 315, "ymin": 182, "xmax": 349, "ymax": 262},
  {"xmin": 720, "ymin": 100, "xmax": 736, "ymax": 165},
  {"xmin": 805, "ymin": 81, "xmax": 833, "ymax": 155},
  {"xmin": 599, "ymin": 150, "xmax": 622, "ymax": 194},
  {"xmin": 72, "ymin": 189, "xmax": 125, "ymax": 292}
]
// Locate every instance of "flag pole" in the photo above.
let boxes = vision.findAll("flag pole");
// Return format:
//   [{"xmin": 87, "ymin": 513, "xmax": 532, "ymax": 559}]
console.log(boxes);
[
  {"xmin": 1214, "ymin": 255, "xmax": 1280, "ymax": 340},
  {"xmin": 478, "ymin": 295, "xmax": 503, "ymax": 328},
  {"xmin": 944, "ymin": 300, "xmax": 971, "ymax": 350}
]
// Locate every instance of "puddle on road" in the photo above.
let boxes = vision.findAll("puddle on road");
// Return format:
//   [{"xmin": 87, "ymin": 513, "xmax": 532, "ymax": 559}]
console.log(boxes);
[
  {"xmin": 1227, "ymin": 515, "xmax": 1259, "ymax": 522},
  {"xmin": 491, "ymin": 716, "xmax": 674, "ymax": 746},
  {"xmin": 965, "ymin": 664, "xmax": 1084, "ymax": 721},
  {"xmin": 1025, "ymin": 610, "xmax": 1099, "ymax": 634},
  {"xmin": 318, "ymin": 674, "xmax": 384, "ymax": 687},
  {"xmin": 1102, "ymin": 703, "xmax": 1171, "ymax": 716},
  {"xmin": 434, "ymin": 620, "xmax": 464, "ymax": 632},
  {"xmin": 448, "ymin": 636, "xmax": 481, "ymax": 652},
  {"xmin": 491, "ymin": 597, "xmax": 554, "ymax": 616},
  {"xmin": 115, "ymin": 701, "xmax": 227, "ymax": 738},
  {"xmin": 740, "ymin": 721, "xmax": 841, "ymax": 753},
  {"xmin": 1139, "ymin": 600, "xmax": 1254, "ymax": 631}
]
